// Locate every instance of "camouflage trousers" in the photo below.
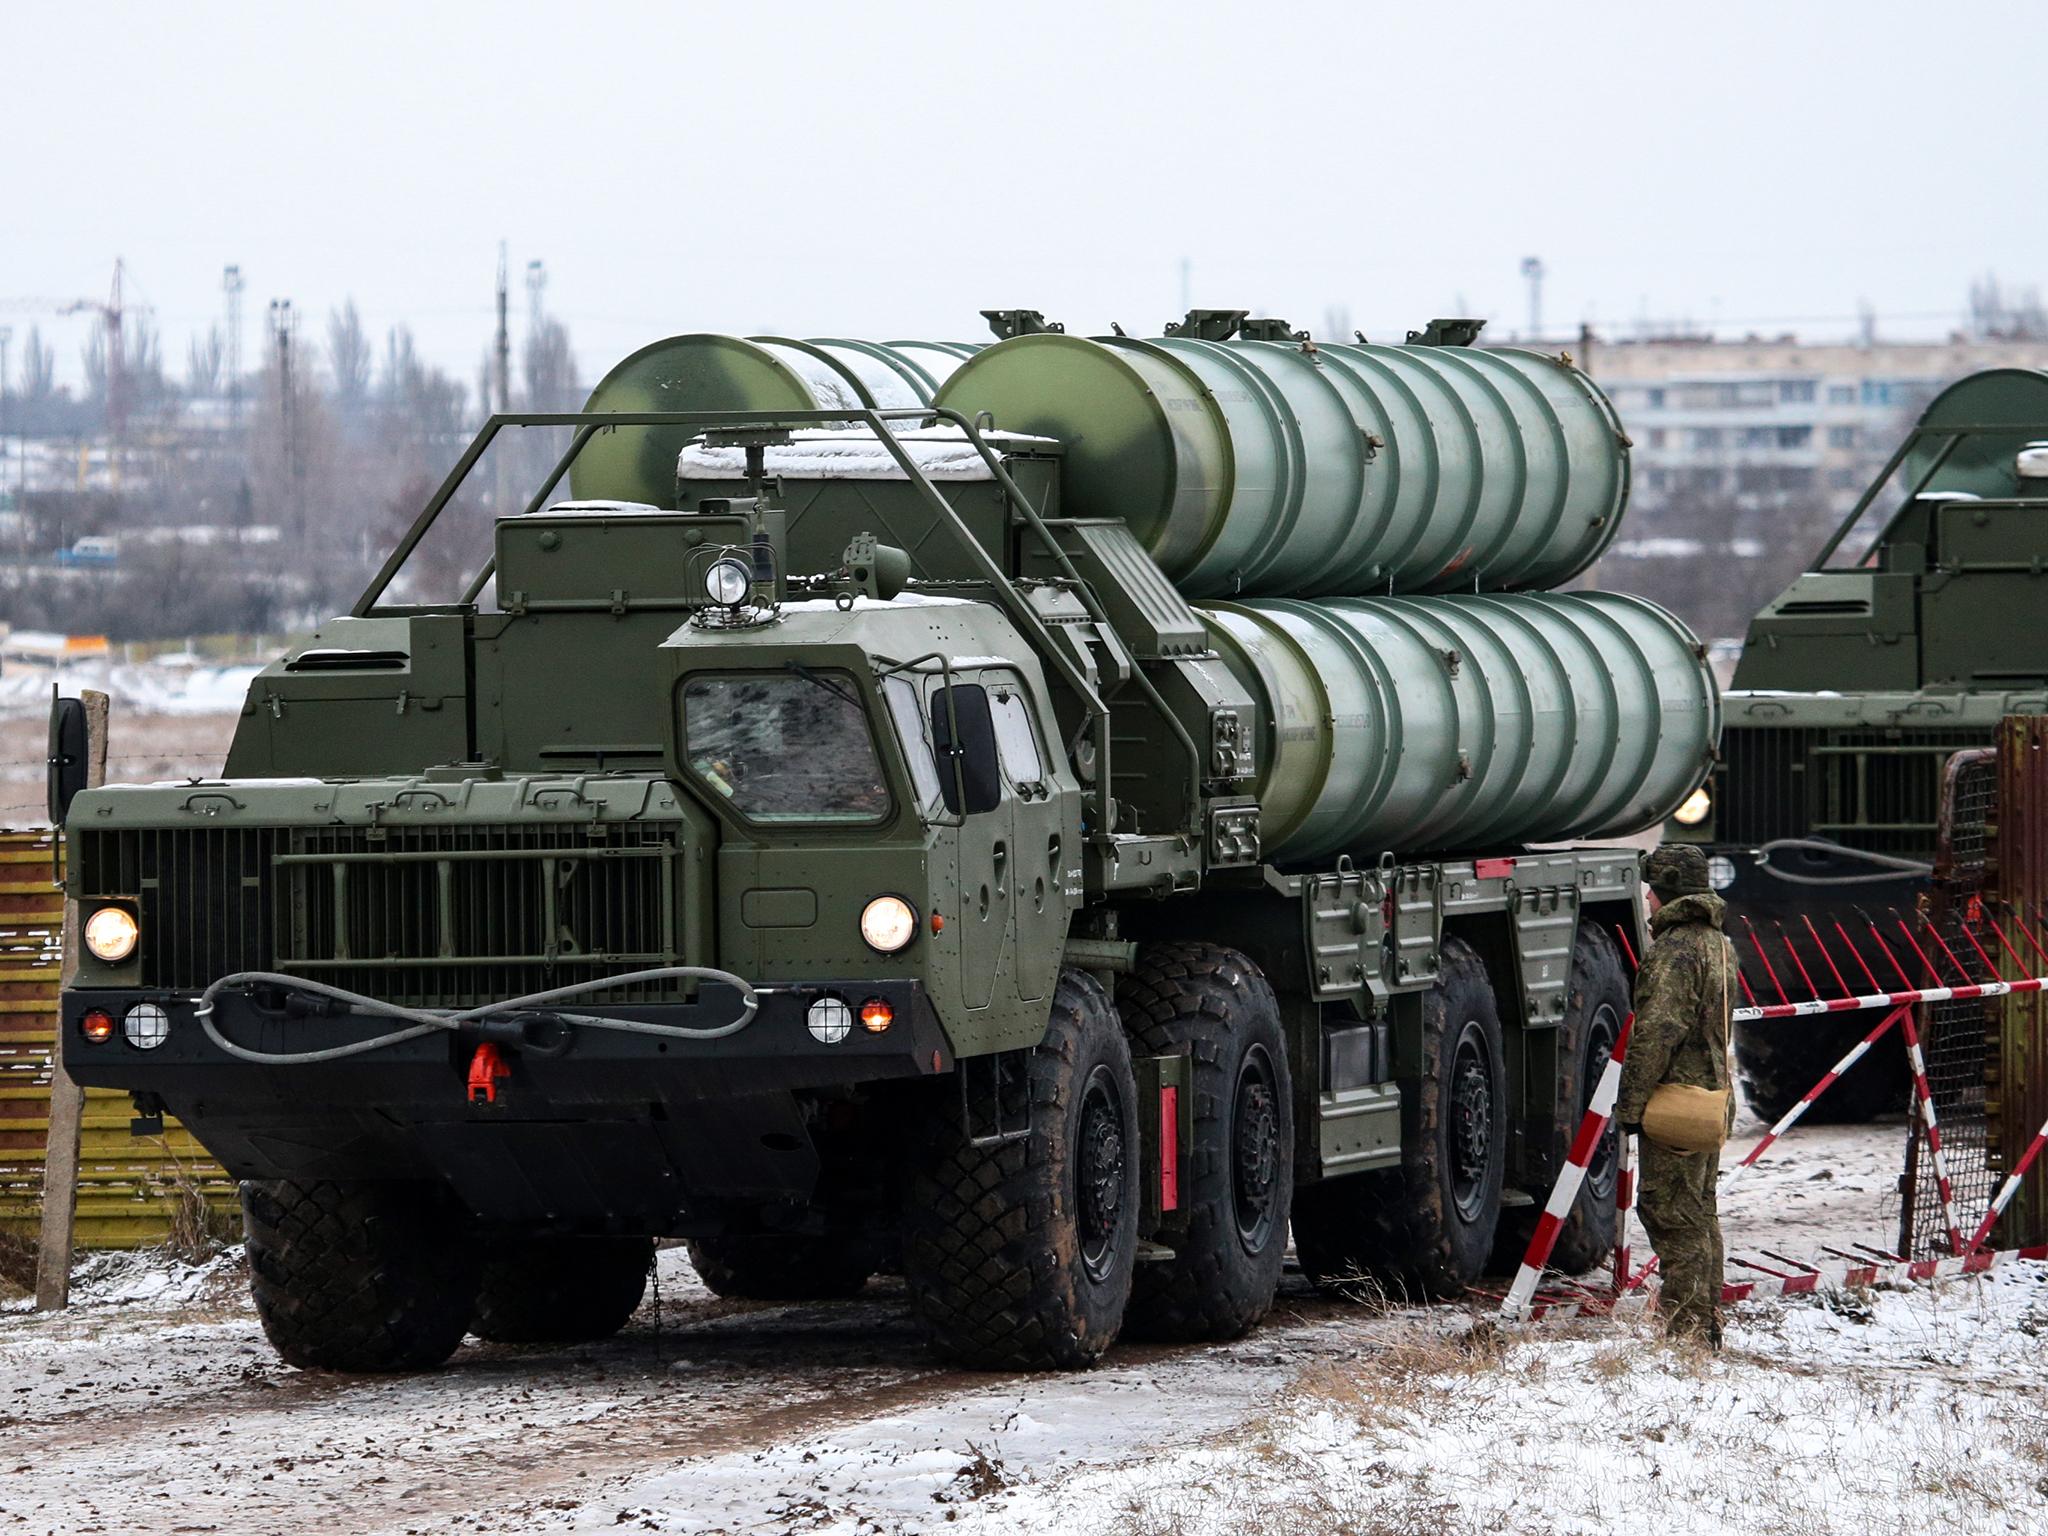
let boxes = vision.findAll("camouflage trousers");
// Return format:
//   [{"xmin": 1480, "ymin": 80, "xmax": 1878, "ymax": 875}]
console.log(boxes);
[{"xmin": 1638, "ymin": 1139, "xmax": 1724, "ymax": 1345}]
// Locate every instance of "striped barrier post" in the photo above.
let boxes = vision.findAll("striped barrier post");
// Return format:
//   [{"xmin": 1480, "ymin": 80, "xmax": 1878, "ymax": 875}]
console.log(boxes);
[
  {"xmin": 1968, "ymin": 1112, "xmax": 2048, "ymax": 1252},
  {"xmin": 1898, "ymin": 1008, "xmax": 1967, "ymax": 1256},
  {"xmin": 1731, "ymin": 1004, "xmax": 1912, "ymax": 1171},
  {"xmin": 1500, "ymin": 1011, "xmax": 1634, "ymax": 1319}
]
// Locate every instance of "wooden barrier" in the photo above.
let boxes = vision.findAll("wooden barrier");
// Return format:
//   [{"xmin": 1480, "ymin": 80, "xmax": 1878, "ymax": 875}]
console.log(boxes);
[{"xmin": 0, "ymin": 827, "xmax": 236, "ymax": 1250}]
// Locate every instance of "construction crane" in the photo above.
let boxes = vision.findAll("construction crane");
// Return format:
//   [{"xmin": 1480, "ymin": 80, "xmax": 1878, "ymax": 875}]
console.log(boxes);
[{"xmin": 0, "ymin": 260, "xmax": 151, "ymax": 436}]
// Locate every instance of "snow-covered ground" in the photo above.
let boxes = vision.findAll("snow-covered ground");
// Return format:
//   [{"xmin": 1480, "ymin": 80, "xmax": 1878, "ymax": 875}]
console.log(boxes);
[
  {"xmin": 3, "ymin": 1114, "xmax": 2040, "ymax": 1536},
  {"xmin": 0, "ymin": 657, "xmax": 260, "ymax": 720}
]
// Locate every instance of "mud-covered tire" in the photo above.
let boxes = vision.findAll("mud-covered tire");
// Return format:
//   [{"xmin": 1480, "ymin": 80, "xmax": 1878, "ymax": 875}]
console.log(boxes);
[
  {"xmin": 1115, "ymin": 942, "xmax": 1292, "ymax": 1342},
  {"xmin": 1293, "ymin": 937, "xmax": 1507, "ymax": 1301},
  {"xmin": 471, "ymin": 1235, "xmax": 652, "ymax": 1343},
  {"xmin": 1493, "ymin": 924, "xmax": 1626, "ymax": 1276},
  {"xmin": 684, "ymin": 1234, "xmax": 875, "ymax": 1302},
  {"xmin": 1736, "ymin": 1015, "xmax": 1905, "ymax": 1123},
  {"xmin": 901, "ymin": 968, "xmax": 1139, "ymax": 1369},
  {"xmin": 242, "ymin": 1180, "xmax": 479, "ymax": 1373}
]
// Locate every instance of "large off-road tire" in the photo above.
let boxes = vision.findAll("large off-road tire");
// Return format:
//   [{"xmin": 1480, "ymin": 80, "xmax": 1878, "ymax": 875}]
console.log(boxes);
[
  {"xmin": 684, "ymin": 1234, "xmax": 876, "ymax": 1302},
  {"xmin": 241, "ymin": 1179, "xmax": 479, "ymax": 1373},
  {"xmin": 1735, "ymin": 1015, "xmax": 1906, "ymax": 1124},
  {"xmin": 1492, "ymin": 923, "xmax": 1626, "ymax": 1275},
  {"xmin": 471, "ymin": 1234, "xmax": 653, "ymax": 1343},
  {"xmin": 1292, "ymin": 937, "xmax": 1507, "ymax": 1302},
  {"xmin": 1115, "ymin": 941, "xmax": 1292, "ymax": 1342},
  {"xmin": 901, "ymin": 968, "xmax": 1139, "ymax": 1369}
]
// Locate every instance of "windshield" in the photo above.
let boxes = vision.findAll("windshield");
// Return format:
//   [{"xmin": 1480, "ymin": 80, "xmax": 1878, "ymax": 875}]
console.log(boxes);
[{"xmin": 681, "ymin": 672, "xmax": 891, "ymax": 823}]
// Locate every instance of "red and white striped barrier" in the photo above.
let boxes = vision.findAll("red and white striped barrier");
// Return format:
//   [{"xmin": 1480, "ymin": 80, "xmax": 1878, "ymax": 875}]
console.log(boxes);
[
  {"xmin": 1523, "ymin": 1243, "xmax": 2048, "ymax": 1321},
  {"xmin": 1728, "ymin": 1004, "xmax": 1911, "ymax": 1173},
  {"xmin": 1898, "ymin": 1008, "xmax": 1967, "ymax": 1255},
  {"xmin": 1500, "ymin": 949, "xmax": 2048, "ymax": 1322},
  {"xmin": 1500, "ymin": 1011, "xmax": 1635, "ymax": 1319},
  {"xmin": 1969, "ymin": 1111, "xmax": 2048, "ymax": 1252},
  {"xmin": 1732, "ymin": 974, "xmax": 2048, "ymax": 1022}
]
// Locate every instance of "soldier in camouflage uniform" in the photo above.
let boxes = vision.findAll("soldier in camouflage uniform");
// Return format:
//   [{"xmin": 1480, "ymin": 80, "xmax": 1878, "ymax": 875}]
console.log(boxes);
[{"xmin": 1616, "ymin": 844, "xmax": 1738, "ymax": 1346}]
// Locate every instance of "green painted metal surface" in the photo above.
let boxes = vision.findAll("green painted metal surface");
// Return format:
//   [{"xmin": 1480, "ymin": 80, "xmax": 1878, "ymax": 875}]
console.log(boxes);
[
  {"xmin": 570, "ymin": 335, "xmax": 983, "ymax": 507},
  {"xmin": 933, "ymin": 334, "xmax": 1627, "ymax": 597},
  {"xmin": 1903, "ymin": 367, "xmax": 2048, "ymax": 500},
  {"xmin": 1204, "ymin": 592, "xmax": 1716, "ymax": 861}
]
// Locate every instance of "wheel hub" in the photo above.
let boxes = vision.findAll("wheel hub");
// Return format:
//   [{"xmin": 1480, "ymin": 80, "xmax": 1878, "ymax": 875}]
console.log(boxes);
[
  {"xmin": 1076, "ymin": 1068, "xmax": 1126, "ymax": 1280},
  {"xmin": 1449, "ymin": 1022, "xmax": 1494, "ymax": 1222},
  {"xmin": 1232, "ymin": 1048, "xmax": 1281, "ymax": 1253}
]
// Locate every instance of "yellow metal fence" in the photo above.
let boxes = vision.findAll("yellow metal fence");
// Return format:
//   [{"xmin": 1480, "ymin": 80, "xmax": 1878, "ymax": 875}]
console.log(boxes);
[{"xmin": 0, "ymin": 828, "xmax": 237, "ymax": 1248}]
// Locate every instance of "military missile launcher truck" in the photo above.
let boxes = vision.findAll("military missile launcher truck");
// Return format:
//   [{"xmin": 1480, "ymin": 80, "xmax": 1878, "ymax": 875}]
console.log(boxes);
[
  {"xmin": 57, "ymin": 315, "xmax": 1717, "ymax": 1373},
  {"xmin": 1664, "ymin": 369, "xmax": 2048, "ymax": 1121}
]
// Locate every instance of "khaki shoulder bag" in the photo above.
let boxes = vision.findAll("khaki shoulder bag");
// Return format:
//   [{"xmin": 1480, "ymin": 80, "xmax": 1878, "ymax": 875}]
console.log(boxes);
[{"xmin": 1640, "ymin": 937, "xmax": 1734, "ymax": 1155}]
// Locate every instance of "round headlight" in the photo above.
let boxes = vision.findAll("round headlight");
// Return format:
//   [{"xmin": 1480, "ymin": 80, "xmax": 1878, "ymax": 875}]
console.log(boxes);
[
  {"xmin": 123, "ymin": 1002, "xmax": 171, "ymax": 1050},
  {"xmin": 859, "ymin": 895, "xmax": 918, "ymax": 954},
  {"xmin": 807, "ymin": 996, "xmax": 852, "ymax": 1045},
  {"xmin": 706, "ymin": 556, "xmax": 752, "ymax": 606},
  {"xmin": 84, "ymin": 906, "xmax": 139, "ymax": 963},
  {"xmin": 1707, "ymin": 854, "xmax": 1737, "ymax": 892},
  {"xmin": 1672, "ymin": 786, "xmax": 1712, "ymax": 826}
]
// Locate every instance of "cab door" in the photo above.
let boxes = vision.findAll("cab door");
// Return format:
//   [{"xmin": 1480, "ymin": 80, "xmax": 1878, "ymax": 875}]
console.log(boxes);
[
  {"xmin": 929, "ymin": 673, "xmax": 1015, "ymax": 1012},
  {"xmin": 984, "ymin": 672, "xmax": 1060, "ymax": 1005}
]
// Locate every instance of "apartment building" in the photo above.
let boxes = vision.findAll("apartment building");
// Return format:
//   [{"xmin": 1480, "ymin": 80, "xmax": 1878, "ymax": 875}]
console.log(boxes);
[{"xmin": 1589, "ymin": 335, "xmax": 2048, "ymax": 515}]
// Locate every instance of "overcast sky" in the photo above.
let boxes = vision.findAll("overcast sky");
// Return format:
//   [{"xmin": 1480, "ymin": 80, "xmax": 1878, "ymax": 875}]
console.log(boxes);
[{"xmin": 8, "ymin": 0, "xmax": 2042, "ymax": 393}]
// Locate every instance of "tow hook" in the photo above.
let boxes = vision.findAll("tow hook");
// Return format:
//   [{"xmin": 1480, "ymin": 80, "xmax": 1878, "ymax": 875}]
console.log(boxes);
[{"xmin": 467, "ymin": 1042, "xmax": 511, "ymax": 1105}]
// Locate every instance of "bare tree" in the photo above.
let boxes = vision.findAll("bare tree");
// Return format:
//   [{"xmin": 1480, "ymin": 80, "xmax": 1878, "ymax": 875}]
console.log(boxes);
[
  {"xmin": 19, "ymin": 325, "xmax": 55, "ymax": 403},
  {"xmin": 521, "ymin": 317, "xmax": 579, "ymax": 412},
  {"xmin": 187, "ymin": 326, "xmax": 225, "ymax": 398},
  {"xmin": 327, "ymin": 301, "xmax": 373, "ymax": 422}
]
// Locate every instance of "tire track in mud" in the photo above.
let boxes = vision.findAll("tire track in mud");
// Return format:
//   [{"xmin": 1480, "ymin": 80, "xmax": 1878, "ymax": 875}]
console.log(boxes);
[{"xmin": 0, "ymin": 1277, "xmax": 1371, "ymax": 1534}]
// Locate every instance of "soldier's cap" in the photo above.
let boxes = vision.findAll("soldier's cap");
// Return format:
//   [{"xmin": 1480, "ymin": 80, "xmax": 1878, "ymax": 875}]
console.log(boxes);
[{"xmin": 1644, "ymin": 843, "xmax": 1711, "ymax": 898}]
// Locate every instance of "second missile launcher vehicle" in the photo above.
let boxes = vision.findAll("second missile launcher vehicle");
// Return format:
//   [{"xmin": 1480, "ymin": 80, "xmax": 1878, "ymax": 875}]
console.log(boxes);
[
  {"xmin": 1665, "ymin": 369, "xmax": 2048, "ymax": 1120},
  {"xmin": 58, "ymin": 315, "xmax": 1717, "ymax": 1372}
]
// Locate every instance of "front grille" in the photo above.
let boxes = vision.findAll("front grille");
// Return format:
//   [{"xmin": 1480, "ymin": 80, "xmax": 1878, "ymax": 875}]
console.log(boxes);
[
  {"xmin": 78, "ymin": 822, "xmax": 680, "ymax": 1008},
  {"xmin": 1717, "ymin": 723, "xmax": 1994, "ymax": 857}
]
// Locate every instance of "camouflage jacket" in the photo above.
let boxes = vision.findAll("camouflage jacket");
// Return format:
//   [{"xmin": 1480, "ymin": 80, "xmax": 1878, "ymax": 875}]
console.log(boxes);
[{"xmin": 1615, "ymin": 893, "xmax": 1738, "ymax": 1128}]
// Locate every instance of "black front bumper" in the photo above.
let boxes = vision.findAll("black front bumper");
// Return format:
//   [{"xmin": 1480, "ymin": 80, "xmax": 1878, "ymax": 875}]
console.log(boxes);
[{"xmin": 62, "ymin": 979, "xmax": 951, "ymax": 1228}]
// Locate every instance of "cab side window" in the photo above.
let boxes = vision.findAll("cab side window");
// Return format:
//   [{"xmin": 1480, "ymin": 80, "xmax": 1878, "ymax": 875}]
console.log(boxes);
[{"xmin": 986, "ymin": 679, "xmax": 1045, "ymax": 790}]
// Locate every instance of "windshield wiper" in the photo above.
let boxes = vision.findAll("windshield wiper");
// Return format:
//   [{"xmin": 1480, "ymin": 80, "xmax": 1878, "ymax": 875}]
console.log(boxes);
[{"xmin": 785, "ymin": 661, "xmax": 861, "ymax": 709}]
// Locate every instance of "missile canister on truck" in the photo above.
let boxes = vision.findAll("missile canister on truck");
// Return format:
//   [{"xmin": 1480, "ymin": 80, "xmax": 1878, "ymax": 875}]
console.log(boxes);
[{"xmin": 55, "ymin": 311, "xmax": 1717, "ymax": 1375}]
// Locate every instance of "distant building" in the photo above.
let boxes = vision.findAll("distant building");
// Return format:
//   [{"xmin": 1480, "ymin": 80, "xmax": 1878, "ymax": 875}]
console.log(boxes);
[{"xmin": 1588, "ymin": 335, "xmax": 2048, "ymax": 517}]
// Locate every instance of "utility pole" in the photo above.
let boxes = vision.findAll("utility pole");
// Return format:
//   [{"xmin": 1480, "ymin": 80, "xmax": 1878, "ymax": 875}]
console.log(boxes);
[
  {"xmin": 270, "ymin": 298, "xmax": 301, "ymax": 539},
  {"xmin": 493, "ymin": 243, "xmax": 513, "ymax": 513},
  {"xmin": 526, "ymin": 258, "xmax": 547, "ymax": 336},
  {"xmin": 223, "ymin": 265, "xmax": 244, "ymax": 427},
  {"xmin": 1179, "ymin": 256, "xmax": 1191, "ymax": 316},
  {"xmin": 1520, "ymin": 256, "xmax": 1545, "ymax": 341},
  {"xmin": 0, "ymin": 325, "xmax": 11, "ymax": 441},
  {"xmin": 494, "ymin": 242, "xmax": 511, "ymax": 415}
]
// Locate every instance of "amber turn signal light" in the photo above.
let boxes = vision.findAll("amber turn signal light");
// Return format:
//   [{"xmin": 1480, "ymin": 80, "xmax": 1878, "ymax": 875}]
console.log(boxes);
[
  {"xmin": 859, "ymin": 998, "xmax": 894, "ymax": 1034},
  {"xmin": 79, "ymin": 1009, "xmax": 115, "ymax": 1043}
]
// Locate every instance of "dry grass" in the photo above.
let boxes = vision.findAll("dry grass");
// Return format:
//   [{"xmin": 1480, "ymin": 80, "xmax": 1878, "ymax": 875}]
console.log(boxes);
[{"xmin": 0, "ymin": 1225, "xmax": 38, "ymax": 1298}]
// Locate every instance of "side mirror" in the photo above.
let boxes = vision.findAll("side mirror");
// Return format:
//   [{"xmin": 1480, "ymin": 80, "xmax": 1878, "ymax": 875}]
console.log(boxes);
[
  {"xmin": 47, "ymin": 694, "xmax": 88, "ymax": 826},
  {"xmin": 929, "ymin": 683, "xmax": 1002, "ymax": 817}
]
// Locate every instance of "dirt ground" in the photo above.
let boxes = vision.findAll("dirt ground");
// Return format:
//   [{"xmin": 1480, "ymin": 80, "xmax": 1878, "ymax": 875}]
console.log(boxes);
[{"xmin": 1, "ymin": 1108, "xmax": 1986, "ymax": 1536}]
